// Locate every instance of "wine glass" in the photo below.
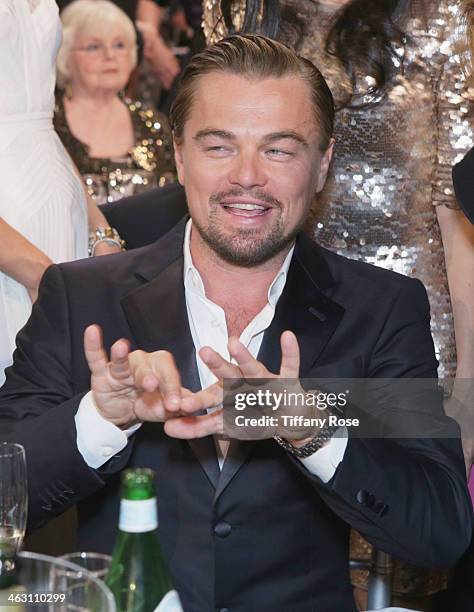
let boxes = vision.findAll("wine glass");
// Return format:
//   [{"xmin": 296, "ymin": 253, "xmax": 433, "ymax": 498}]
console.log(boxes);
[{"xmin": 0, "ymin": 442, "xmax": 27, "ymax": 577}]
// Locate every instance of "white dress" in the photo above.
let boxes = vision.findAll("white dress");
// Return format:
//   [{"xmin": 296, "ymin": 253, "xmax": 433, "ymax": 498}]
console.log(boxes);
[{"xmin": 0, "ymin": 0, "xmax": 88, "ymax": 384}]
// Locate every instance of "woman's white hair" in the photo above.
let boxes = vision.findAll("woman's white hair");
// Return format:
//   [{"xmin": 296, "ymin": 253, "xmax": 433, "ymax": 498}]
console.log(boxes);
[{"xmin": 56, "ymin": 0, "xmax": 138, "ymax": 89}]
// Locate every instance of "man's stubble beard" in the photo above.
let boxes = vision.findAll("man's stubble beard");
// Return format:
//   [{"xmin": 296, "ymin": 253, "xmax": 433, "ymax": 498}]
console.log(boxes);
[{"xmin": 192, "ymin": 194, "xmax": 303, "ymax": 267}]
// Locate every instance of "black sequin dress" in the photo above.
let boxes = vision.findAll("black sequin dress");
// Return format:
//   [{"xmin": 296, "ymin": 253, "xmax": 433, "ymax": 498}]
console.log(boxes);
[{"xmin": 54, "ymin": 95, "xmax": 177, "ymax": 204}]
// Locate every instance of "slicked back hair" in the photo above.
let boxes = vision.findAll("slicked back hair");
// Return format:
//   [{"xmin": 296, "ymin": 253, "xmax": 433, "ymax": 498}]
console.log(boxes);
[{"xmin": 169, "ymin": 34, "xmax": 334, "ymax": 150}]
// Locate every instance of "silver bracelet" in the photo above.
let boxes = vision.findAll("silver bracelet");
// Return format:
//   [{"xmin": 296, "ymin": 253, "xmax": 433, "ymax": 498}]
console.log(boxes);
[{"xmin": 88, "ymin": 227, "xmax": 126, "ymax": 257}]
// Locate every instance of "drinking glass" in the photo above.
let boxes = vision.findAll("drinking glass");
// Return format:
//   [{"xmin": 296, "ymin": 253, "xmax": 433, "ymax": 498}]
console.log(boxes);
[
  {"xmin": 0, "ymin": 442, "xmax": 27, "ymax": 577},
  {"xmin": 52, "ymin": 552, "xmax": 112, "ymax": 611},
  {"xmin": 59, "ymin": 552, "xmax": 111, "ymax": 581}
]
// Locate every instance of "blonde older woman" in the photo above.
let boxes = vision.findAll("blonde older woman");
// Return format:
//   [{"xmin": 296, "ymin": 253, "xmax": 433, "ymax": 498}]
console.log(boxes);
[{"xmin": 54, "ymin": 0, "xmax": 176, "ymax": 204}]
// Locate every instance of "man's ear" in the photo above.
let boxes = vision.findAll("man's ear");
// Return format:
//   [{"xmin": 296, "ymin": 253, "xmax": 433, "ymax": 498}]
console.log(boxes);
[
  {"xmin": 316, "ymin": 137, "xmax": 335, "ymax": 193},
  {"xmin": 173, "ymin": 136, "xmax": 185, "ymax": 185}
]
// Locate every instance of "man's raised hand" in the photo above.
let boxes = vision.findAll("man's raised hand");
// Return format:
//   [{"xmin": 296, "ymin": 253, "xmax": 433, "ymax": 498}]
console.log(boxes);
[
  {"xmin": 84, "ymin": 324, "xmax": 183, "ymax": 429},
  {"xmin": 83, "ymin": 326, "xmax": 304, "ymax": 440},
  {"xmin": 164, "ymin": 331, "xmax": 301, "ymax": 439}
]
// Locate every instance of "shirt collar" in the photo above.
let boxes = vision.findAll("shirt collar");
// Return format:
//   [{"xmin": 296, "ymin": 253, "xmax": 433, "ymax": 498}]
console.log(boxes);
[{"xmin": 183, "ymin": 218, "xmax": 294, "ymax": 308}]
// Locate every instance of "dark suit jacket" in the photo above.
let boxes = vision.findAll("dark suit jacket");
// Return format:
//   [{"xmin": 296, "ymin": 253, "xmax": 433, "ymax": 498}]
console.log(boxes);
[{"xmin": 0, "ymin": 220, "xmax": 472, "ymax": 612}]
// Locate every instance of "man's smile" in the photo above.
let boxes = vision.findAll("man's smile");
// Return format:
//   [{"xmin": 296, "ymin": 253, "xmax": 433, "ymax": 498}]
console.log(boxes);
[{"xmin": 218, "ymin": 197, "xmax": 274, "ymax": 220}]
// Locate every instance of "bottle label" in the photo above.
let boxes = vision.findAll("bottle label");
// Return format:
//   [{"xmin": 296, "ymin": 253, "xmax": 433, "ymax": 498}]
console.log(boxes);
[
  {"xmin": 119, "ymin": 497, "xmax": 158, "ymax": 532},
  {"xmin": 153, "ymin": 590, "xmax": 183, "ymax": 612}
]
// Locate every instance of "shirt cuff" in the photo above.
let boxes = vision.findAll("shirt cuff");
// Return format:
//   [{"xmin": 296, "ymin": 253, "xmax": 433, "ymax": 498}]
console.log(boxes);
[
  {"xmin": 298, "ymin": 427, "xmax": 348, "ymax": 483},
  {"xmin": 75, "ymin": 391, "xmax": 142, "ymax": 469}
]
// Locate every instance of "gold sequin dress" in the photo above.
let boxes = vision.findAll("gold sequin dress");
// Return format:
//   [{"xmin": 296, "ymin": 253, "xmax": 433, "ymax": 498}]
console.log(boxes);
[
  {"xmin": 54, "ymin": 96, "xmax": 177, "ymax": 205},
  {"xmin": 203, "ymin": 0, "xmax": 474, "ymax": 598}
]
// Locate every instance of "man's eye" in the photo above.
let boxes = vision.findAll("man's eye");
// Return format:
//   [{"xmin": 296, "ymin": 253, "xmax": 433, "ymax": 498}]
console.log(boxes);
[
  {"xmin": 205, "ymin": 146, "xmax": 231, "ymax": 153},
  {"xmin": 267, "ymin": 149, "xmax": 292, "ymax": 157}
]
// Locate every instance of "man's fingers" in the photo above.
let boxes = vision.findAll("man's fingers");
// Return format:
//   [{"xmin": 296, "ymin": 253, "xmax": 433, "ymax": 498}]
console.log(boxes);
[
  {"xmin": 109, "ymin": 338, "xmax": 132, "ymax": 380},
  {"xmin": 164, "ymin": 409, "xmax": 224, "ymax": 439},
  {"xmin": 154, "ymin": 351, "xmax": 182, "ymax": 411},
  {"xmin": 83, "ymin": 325, "xmax": 108, "ymax": 377},
  {"xmin": 199, "ymin": 346, "xmax": 241, "ymax": 380},
  {"xmin": 180, "ymin": 381, "xmax": 224, "ymax": 413},
  {"xmin": 129, "ymin": 350, "xmax": 182, "ymax": 411},
  {"xmin": 279, "ymin": 331, "xmax": 300, "ymax": 378},
  {"xmin": 128, "ymin": 350, "xmax": 158, "ymax": 392},
  {"xmin": 228, "ymin": 336, "xmax": 269, "ymax": 378}
]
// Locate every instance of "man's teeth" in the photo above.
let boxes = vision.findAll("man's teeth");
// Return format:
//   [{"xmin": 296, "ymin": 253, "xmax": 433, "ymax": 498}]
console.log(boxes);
[{"xmin": 224, "ymin": 203, "xmax": 266, "ymax": 210}]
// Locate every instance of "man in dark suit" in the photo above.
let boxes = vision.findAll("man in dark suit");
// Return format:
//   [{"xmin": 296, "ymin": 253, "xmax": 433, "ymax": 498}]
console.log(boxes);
[{"xmin": 1, "ymin": 35, "xmax": 472, "ymax": 612}]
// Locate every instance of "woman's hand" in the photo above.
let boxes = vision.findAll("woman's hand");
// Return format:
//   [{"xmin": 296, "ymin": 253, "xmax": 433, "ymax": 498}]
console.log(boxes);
[{"xmin": 136, "ymin": 21, "xmax": 180, "ymax": 90}]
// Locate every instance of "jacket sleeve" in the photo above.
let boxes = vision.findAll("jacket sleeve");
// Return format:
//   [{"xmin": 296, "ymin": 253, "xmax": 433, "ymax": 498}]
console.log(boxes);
[
  {"xmin": 0, "ymin": 264, "xmax": 132, "ymax": 531},
  {"xmin": 291, "ymin": 278, "xmax": 473, "ymax": 568}
]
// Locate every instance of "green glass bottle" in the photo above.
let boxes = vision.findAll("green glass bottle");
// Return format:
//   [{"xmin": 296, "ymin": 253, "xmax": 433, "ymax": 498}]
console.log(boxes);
[{"xmin": 106, "ymin": 469, "xmax": 183, "ymax": 612}]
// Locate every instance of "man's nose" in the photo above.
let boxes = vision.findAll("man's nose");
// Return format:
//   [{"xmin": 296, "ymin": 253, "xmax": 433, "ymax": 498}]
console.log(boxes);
[{"xmin": 227, "ymin": 153, "xmax": 267, "ymax": 189}]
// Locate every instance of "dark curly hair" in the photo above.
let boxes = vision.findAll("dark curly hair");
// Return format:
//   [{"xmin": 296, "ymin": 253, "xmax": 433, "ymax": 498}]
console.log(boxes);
[{"xmin": 218, "ymin": 0, "xmax": 413, "ymax": 107}]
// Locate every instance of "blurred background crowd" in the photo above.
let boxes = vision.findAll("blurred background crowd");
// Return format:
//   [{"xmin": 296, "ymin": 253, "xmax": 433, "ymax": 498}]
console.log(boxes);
[{"xmin": 1, "ymin": 1, "xmax": 473, "ymax": 610}]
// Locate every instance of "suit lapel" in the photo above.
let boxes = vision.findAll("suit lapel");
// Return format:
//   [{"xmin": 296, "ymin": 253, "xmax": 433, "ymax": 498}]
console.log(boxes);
[
  {"xmin": 258, "ymin": 234, "xmax": 345, "ymax": 377},
  {"xmin": 186, "ymin": 438, "xmax": 221, "ymax": 489},
  {"xmin": 120, "ymin": 220, "xmax": 220, "ymax": 489},
  {"xmin": 214, "ymin": 440, "xmax": 254, "ymax": 502}
]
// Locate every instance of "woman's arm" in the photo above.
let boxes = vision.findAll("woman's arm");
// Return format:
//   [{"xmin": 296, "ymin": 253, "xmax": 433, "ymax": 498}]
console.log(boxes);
[
  {"xmin": 136, "ymin": 0, "xmax": 164, "ymax": 28},
  {"xmin": 69, "ymin": 160, "xmax": 122, "ymax": 257},
  {"xmin": 85, "ymin": 192, "xmax": 123, "ymax": 256},
  {"xmin": 437, "ymin": 206, "xmax": 474, "ymax": 472},
  {"xmin": 437, "ymin": 207, "xmax": 474, "ymax": 377},
  {"xmin": 136, "ymin": 0, "xmax": 180, "ymax": 90},
  {"xmin": 0, "ymin": 218, "xmax": 52, "ymax": 302}
]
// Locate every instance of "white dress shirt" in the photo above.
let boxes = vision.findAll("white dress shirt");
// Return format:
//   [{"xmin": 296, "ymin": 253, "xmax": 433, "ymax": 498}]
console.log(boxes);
[{"xmin": 75, "ymin": 220, "xmax": 347, "ymax": 480}]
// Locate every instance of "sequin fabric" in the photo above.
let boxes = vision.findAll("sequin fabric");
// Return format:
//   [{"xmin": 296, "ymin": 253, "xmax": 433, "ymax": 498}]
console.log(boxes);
[
  {"xmin": 204, "ymin": 0, "xmax": 474, "ymax": 381},
  {"xmin": 202, "ymin": 0, "xmax": 473, "ymax": 598},
  {"xmin": 54, "ymin": 96, "xmax": 177, "ymax": 204}
]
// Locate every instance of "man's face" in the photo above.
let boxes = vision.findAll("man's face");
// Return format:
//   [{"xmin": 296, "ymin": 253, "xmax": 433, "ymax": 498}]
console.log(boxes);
[{"xmin": 174, "ymin": 72, "xmax": 334, "ymax": 266}]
